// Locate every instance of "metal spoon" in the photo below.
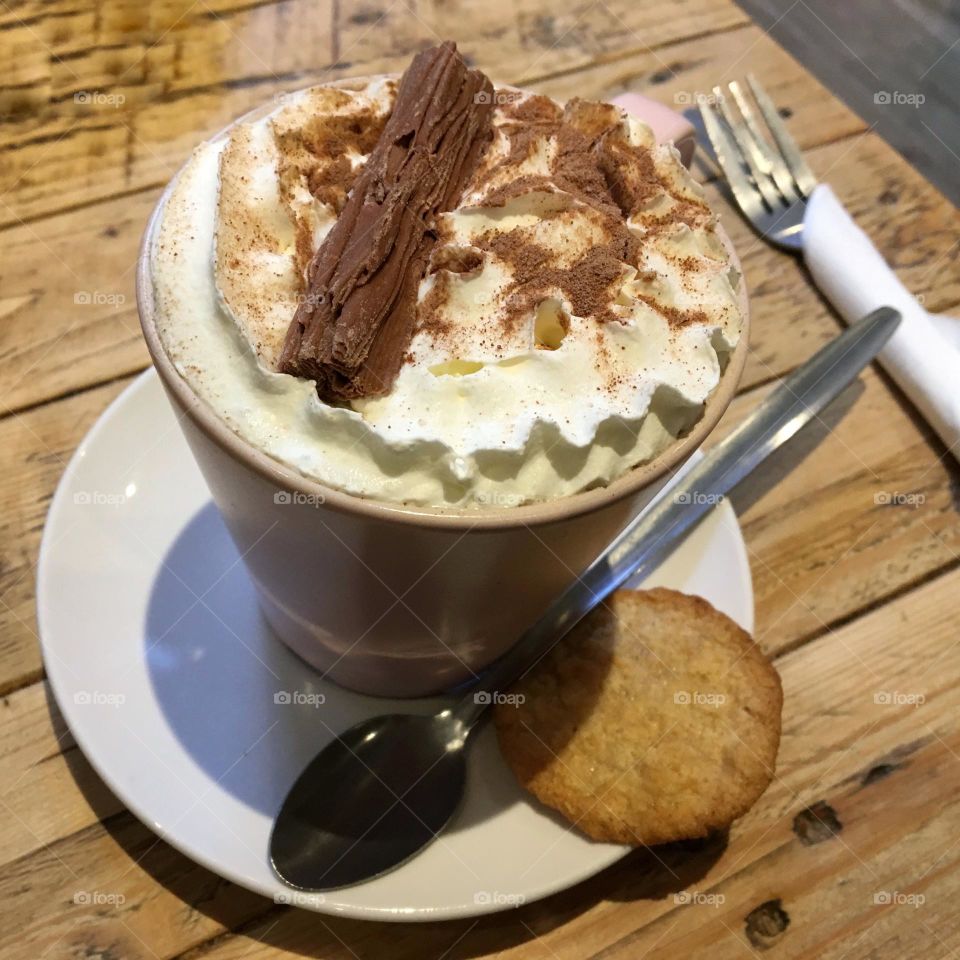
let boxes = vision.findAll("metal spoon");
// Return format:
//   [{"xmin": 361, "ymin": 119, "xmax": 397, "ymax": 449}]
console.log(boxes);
[{"xmin": 270, "ymin": 307, "xmax": 900, "ymax": 891}]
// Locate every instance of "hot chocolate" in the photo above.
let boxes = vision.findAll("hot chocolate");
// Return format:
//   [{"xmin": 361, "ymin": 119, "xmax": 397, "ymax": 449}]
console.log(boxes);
[{"xmin": 151, "ymin": 42, "xmax": 743, "ymax": 508}]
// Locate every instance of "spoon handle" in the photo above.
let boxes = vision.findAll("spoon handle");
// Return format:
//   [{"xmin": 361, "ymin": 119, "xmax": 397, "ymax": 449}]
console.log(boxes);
[{"xmin": 453, "ymin": 307, "xmax": 900, "ymax": 728}]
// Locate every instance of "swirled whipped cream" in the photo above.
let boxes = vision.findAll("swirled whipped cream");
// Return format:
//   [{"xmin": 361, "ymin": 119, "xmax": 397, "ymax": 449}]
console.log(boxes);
[{"xmin": 151, "ymin": 58, "xmax": 743, "ymax": 508}]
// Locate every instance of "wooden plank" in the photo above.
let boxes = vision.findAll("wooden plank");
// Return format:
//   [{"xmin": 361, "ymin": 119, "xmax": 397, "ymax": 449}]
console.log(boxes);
[
  {"xmin": 536, "ymin": 21, "xmax": 864, "ymax": 153},
  {"xmin": 0, "ymin": 188, "xmax": 154, "ymax": 415},
  {"xmin": 0, "ymin": 377, "xmax": 132, "ymax": 697},
  {"xmin": 0, "ymin": 683, "xmax": 122, "ymax": 865},
  {"xmin": 712, "ymin": 364, "xmax": 960, "ymax": 653},
  {"xmin": 599, "ymin": 737, "xmax": 960, "ymax": 957},
  {"xmin": 0, "ymin": 0, "xmax": 746, "ymax": 227},
  {"xmin": 0, "ymin": 0, "xmax": 334, "ymax": 224},
  {"xmin": 336, "ymin": 0, "xmax": 748, "ymax": 83},
  {"xmin": 4, "ymin": 33, "xmax": 955, "ymax": 416},
  {"xmin": 3, "ymin": 565, "xmax": 959, "ymax": 959},
  {"xmin": 0, "ymin": 813, "xmax": 269, "ymax": 960}
]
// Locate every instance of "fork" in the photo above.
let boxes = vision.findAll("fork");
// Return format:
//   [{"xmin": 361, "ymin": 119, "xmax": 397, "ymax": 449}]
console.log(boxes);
[
  {"xmin": 697, "ymin": 75, "xmax": 815, "ymax": 251},
  {"xmin": 695, "ymin": 74, "xmax": 960, "ymax": 464}
]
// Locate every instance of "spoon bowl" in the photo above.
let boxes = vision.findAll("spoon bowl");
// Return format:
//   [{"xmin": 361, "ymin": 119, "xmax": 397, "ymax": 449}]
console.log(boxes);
[{"xmin": 269, "ymin": 711, "xmax": 467, "ymax": 890}]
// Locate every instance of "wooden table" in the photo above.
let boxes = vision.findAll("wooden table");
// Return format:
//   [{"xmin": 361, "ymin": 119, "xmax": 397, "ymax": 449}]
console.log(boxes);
[{"xmin": 3, "ymin": 1, "xmax": 959, "ymax": 957}]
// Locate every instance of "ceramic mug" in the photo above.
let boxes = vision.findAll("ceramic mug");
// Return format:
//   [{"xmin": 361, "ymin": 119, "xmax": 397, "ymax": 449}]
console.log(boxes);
[{"xmin": 136, "ymin": 85, "xmax": 748, "ymax": 697}]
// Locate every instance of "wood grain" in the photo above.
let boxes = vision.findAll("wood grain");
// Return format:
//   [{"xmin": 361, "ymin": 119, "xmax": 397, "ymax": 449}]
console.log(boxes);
[
  {"xmin": 712, "ymin": 365, "xmax": 960, "ymax": 653},
  {"xmin": 0, "ymin": 0, "xmax": 746, "ymax": 227},
  {"xmin": 0, "ymin": 190, "xmax": 153, "ymax": 415},
  {"xmin": 0, "ymin": 377, "xmax": 132, "ymax": 696},
  {"xmin": 0, "ymin": 682, "xmax": 120, "ymax": 866}
]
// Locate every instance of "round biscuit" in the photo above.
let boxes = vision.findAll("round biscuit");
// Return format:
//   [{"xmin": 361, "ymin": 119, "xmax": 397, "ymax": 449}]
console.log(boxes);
[{"xmin": 493, "ymin": 588, "xmax": 782, "ymax": 845}]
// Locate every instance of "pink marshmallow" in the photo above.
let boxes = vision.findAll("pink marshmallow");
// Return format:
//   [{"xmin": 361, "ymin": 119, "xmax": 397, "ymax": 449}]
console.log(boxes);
[{"xmin": 610, "ymin": 92, "xmax": 696, "ymax": 168}]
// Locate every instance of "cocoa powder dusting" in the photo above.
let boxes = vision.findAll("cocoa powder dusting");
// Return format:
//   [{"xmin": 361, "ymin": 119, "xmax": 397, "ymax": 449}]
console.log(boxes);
[
  {"xmin": 553, "ymin": 124, "xmax": 621, "ymax": 216},
  {"xmin": 448, "ymin": 95, "xmax": 651, "ymax": 334},
  {"xmin": 636, "ymin": 295, "xmax": 709, "ymax": 328},
  {"xmin": 562, "ymin": 242, "xmax": 629, "ymax": 318},
  {"xmin": 492, "ymin": 94, "xmax": 564, "ymax": 164},
  {"xmin": 275, "ymin": 99, "xmax": 390, "ymax": 282},
  {"xmin": 275, "ymin": 102, "xmax": 388, "ymax": 213},
  {"xmin": 417, "ymin": 270, "xmax": 456, "ymax": 342},
  {"xmin": 597, "ymin": 129, "xmax": 710, "ymax": 231},
  {"xmin": 428, "ymin": 245, "xmax": 484, "ymax": 275},
  {"xmin": 480, "ymin": 173, "xmax": 557, "ymax": 209},
  {"xmin": 415, "ymin": 87, "xmax": 722, "ymax": 354},
  {"xmin": 307, "ymin": 155, "xmax": 354, "ymax": 211},
  {"xmin": 477, "ymin": 226, "xmax": 630, "ymax": 330},
  {"xmin": 486, "ymin": 100, "xmax": 621, "ymax": 218},
  {"xmin": 500, "ymin": 93, "xmax": 563, "ymax": 125}
]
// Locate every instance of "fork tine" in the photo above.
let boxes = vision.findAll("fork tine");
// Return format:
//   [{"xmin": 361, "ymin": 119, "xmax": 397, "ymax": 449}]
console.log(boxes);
[
  {"xmin": 728, "ymin": 80, "xmax": 801, "ymax": 205},
  {"xmin": 746, "ymin": 74, "xmax": 818, "ymax": 198},
  {"xmin": 727, "ymin": 81, "xmax": 775, "ymax": 174},
  {"xmin": 714, "ymin": 85, "xmax": 782, "ymax": 211},
  {"xmin": 698, "ymin": 97, "xmax": 765, "ymax": 220}
]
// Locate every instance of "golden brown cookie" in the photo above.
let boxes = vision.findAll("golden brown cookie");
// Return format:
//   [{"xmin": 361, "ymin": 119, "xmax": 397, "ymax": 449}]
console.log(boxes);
[{"xmin": 493, "ymin": 588, "xmax": 782, "ymax": 845}]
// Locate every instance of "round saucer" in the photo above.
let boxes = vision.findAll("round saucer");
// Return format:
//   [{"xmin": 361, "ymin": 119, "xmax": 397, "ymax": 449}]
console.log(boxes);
[{"xmin": 37, "ymin": 369, "xmax": 753, "ymax": 921}]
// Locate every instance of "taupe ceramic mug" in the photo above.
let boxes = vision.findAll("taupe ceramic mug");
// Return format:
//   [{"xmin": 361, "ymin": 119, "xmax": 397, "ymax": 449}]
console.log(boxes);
[{"xmin": 136, "ymin": 88, "xmax": 749, "ymax": 698}]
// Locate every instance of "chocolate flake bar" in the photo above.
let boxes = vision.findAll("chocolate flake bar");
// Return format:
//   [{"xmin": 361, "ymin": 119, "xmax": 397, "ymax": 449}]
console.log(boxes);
[{"xmin": 279, "ymin": 42, "xmax": 495, "ymax": 401}]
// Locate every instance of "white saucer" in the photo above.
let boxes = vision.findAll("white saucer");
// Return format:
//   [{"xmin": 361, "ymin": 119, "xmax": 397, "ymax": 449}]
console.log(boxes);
[{"xmin": 38, "ymin": 369, "xmax": 753, "ymax": 922}]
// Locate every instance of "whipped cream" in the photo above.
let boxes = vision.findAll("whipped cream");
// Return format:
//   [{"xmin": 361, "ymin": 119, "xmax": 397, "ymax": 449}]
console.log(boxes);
[{"xmin": 151, "ymin": 77, "xmax": 743, "ymax": 508}]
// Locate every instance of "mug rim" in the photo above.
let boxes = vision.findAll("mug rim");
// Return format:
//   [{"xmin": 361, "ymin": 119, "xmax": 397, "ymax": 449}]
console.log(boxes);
[{"xmin": 136, "ymin": 82, "xmax": 749, "ymax": 533}]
